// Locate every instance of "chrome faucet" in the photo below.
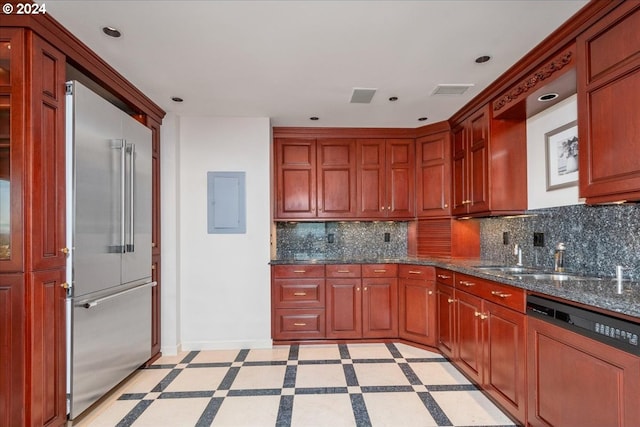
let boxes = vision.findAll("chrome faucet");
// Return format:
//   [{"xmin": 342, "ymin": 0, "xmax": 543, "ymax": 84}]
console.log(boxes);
[{"xmin": 514, "ymin": 244, "xmax": 523, "ymax": 266}]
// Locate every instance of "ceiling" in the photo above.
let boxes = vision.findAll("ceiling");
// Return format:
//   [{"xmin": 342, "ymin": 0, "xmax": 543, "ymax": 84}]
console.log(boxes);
[{"xmin": 45, "ymin": 1, "xmax": 589, "ymax": 128}]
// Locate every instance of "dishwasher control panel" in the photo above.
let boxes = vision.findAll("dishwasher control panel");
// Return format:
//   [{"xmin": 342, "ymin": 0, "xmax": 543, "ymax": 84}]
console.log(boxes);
[{"xmin": 527, "ymin": 295, "xmax": 640, "ymax": 355}]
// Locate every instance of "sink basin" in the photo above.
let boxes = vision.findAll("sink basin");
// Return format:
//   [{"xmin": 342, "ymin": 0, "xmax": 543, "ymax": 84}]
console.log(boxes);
[
  {"xmin": 474, "ymin": 265, "xmax": 539, "ymax": 273},
  {"xmin": 513, "ymin": 272, "xmax": 602, "ymax": 281}
]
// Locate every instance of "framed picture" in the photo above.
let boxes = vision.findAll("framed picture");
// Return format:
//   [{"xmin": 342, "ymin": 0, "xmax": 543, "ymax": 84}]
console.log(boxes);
[{"xmin": 545, "ymin": 121, "xmax": 578, "ymax": 191}]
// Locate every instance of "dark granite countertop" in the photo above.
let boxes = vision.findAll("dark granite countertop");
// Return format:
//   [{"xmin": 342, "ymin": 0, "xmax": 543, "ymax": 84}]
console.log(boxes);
[{"xmin": 270, "ymin": 257, "xmax": 640, "ymax": 320}]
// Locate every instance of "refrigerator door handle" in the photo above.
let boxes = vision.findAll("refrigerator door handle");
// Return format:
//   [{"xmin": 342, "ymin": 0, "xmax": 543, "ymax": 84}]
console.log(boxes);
[
  {"xmin": 76, "ymin": 281, "xmax": 157, "ymax": 309},
  {"xmin": 127, "ymin": 143, "xmax": 136, "ymax": 253},
  {"xmin": 108, "ymin": 139, "xmax": 126, "ymax": 254}
]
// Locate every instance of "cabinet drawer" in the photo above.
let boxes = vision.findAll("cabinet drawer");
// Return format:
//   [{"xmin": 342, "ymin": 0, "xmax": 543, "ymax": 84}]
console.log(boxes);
[
  {"xmin": 272, "ymin": 264, "xmax": 325, "ymax": 278},
  {"xmin": 273, "ymin": 279, "xmax": 324, "ymax": 308},
  {"xmin": 455, "ymin": 273, "xmax": 525, "ymax": 313},
  {"xmin": 326, "ymin": 264, "xmax": 361, "ymax": 278},
  {"xmin": 435, "ymin": 268, "xmax": 454, "ymax": 286},
  {"xmin": 399, "ymin": 265, "xmax": 435, "ymax": 280},
  {"xmin": 273, "ymin": 309, "xmax": 325, "ymax": 340},
  {"xmin": 362, "ymin": 264, "xmax": 397, "ymax": 277}
]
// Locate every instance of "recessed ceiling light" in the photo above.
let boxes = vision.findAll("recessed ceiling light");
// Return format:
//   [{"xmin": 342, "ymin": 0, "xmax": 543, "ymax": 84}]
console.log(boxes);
[
  {"xmin": 309, "ymin": 116, "xmax": 319, "ymax": 121},
  {"xmin": 102, "ymin": 26, "xmax": 122, "ymax": 38},
  {"xmin": 171, "ymin": 96, "xmax": 184, "ymax": 103},
  {"xmin": 388, "ymin": 96, "xmax": 398, "ymax": 102},
  {"xmin": 538, "ymin": 93, "xmax": 559, "ymax": 102},
  {"xmin": 418, "ymin": 117, "xmax": 428, "ymax": 121},
  {"xmin": 475, "ymin": 55, "xmax": 491, "ymax": 64}
]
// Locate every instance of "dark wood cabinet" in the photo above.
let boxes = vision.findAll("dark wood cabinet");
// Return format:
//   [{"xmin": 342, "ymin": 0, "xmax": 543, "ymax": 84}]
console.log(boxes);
[
  {"xmin": 317, "ymin": 139, "xmax": 357, "ymax": 218},
  {"xmin": 416, "ymin": 131, "xmax": 451, "ymax": 218},
  {"xmin": 26, "ymin": 269, "xmax": 67, "ymax": 427},
  {"xmin": 398, "ymin": 265, "xmax": 436, "ymax": 346},
  {"xmin": 577, "ymin": 1, "xmax": 640, "ymax": 203},
  {"xmin": 271, "ymin": 264, "xmax": 326, "ymax": 340},
  {"xmin": 326, "ymin": 264, "xmax": 398, "ymax": 339},
  {"xmin": 274, "ymin": 138, "xmax": 317, "ymax": 219},
  {"xmin": 274, "ymin": 138, "xmax": 356, "ymax": 219},
  {"xmin": 0, "ymin": 274, "xmax": 24, "ymax": 426},
  {"xmin": 437, "ymin": 272, "xmax": 527, "ymax": 424},
  {"xmin": 451, "ymin": 104, "xmax": 526, "ymax": 217},
  {"xmin": 527, "ymin": 316, "xmax": 640, "ymax": 427},
  {"xmin": 356, "ymin": 139, "xmax": 415, "ymax": 219},
  {"xmin": 435, "ymin": 270, "xmax": 456, "ymax": 360},
  {"xmin": 452, "ymin": 106, "xmax": 490, "ymax": 216}
]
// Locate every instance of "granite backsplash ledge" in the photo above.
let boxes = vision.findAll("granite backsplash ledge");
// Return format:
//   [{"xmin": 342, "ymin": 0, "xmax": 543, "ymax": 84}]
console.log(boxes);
[
  {"xmin": 480, "ymin": 204, "xmax": 640, "ymax": 278},
  {"xmin": 275, "ymin": 221, "xmax": 408, "ymax": 260}
]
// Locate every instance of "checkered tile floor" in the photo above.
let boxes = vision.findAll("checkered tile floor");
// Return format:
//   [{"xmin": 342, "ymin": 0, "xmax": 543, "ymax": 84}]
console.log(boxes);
[{"xmin": 73, "ymin": 343, "xmax": 516, "ymax": 426}]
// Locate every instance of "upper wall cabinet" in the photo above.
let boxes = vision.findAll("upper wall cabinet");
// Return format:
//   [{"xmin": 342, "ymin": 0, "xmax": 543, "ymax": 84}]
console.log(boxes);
[
  {"xmin": 451, "ymin": 104, "xmax": 527, "ymax": 217},
  {"xmin": 356, "ymin": 139, "xmax": 415, "ymax": 219},
  {"xmin": 274, "ymin": 137, "xmax": 357, "ymax": 219},
  {"xmin": 416, "ymin": 130, "xmax": 451, "ymax": 218},
  {"xmin": 577, "ymin": 1, "xmax": 640, "ymax": 203}
]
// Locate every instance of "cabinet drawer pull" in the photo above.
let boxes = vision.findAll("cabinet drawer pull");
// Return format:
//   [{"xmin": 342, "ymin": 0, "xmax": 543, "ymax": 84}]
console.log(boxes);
[
  {"xmin": 408, "ymin": 270, "xmax": 422, "ymax": 275},
  {"xmin": 374, "ymin": 269, "xmax": 387, "ymax": 273},
  {"xmin": 460, "ymin": 280, "xmax": 475, "ymax": 287},
  {"xmin": 293, "ymin": 322, "xmax": 307, "ymax": 327},
  {"xmin": 293, "ymin": 270, "xmax": 306, "ymax": 273},
  {"xmin": 437, "ymin": 274, "xmax": 451, "ymax": 279},
  {"xmin": 337, "ymin": 270, "xmax": 351, "ymax": 273},
  {"xmin": 293, "ymin": 292, "xmax": 307, "ymax": 296},
  {"xmin": 491, "ymin": 291, "xmax": 512, "ymax": 299},
  {"xmin": 462, "ymin": 200, "xmax": 472, "ymax": 204}
]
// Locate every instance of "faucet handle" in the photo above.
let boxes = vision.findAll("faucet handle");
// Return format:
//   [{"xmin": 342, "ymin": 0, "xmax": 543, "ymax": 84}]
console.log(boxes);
[{"xmin": 513, "ymin": 244, "xmax": 520, "ymax": 255}]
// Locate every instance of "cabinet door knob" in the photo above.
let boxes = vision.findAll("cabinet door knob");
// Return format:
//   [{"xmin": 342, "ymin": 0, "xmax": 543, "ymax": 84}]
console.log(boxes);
[
  {"xmin": 60, "ymin": 247, "xmax": 70, "ymax": 255},
  {"xmin": 428, "ymin": 291, "xmax": 433, "ymax": 295},
  {"xmin": 447, "ymin": 298, "xmax": 455, "ymax": 304},
  {"xmin": 60, "ymin": 282, "xmax": 69, "ymax": 289}
]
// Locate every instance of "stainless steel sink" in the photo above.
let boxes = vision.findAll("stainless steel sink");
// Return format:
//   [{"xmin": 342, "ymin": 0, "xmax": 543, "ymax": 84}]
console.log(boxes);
[
  {"xmin": 474, "ymin": 265, "xmax": 539, "ymax": 274},
  {"xmin": 513, "ymin": 272, "xmax": 602, "ymax": 281}
]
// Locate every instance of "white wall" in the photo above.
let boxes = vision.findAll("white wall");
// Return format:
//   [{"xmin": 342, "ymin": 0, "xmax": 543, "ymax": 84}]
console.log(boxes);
[
  {"xmin": 526, "ymin": 94, "xmax": 582, "ymax": 209},
  {"xmin": 161, "ymin": 116, "xmax": 272, "ymax": 353}
]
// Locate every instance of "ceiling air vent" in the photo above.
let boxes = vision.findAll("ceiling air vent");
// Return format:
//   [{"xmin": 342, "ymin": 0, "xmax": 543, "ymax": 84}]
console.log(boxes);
[
  {"xmin": 431, "ymin": 84, "xmax": 474, "ymax": 96},
  {"xmin": 350, "ymin": 88, "xmax": 377, "ymax": 104}
]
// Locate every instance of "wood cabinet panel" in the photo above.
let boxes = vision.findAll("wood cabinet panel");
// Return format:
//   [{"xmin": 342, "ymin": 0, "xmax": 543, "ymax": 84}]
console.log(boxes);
[
  {"xmin": 386, "ymin": 139, "xmax": 415, "ymax": 218},
  {"xmin": 325, "ymin": 264, "xmax": 361, "ymax": 278},
  {"xmin": 326, "ymin": 278, "xmax": 362, "ymax": 339},
  {"xmin": 527, "ymin": 316, "xmax": 640, "ymax": 427},
  {"xmin": 0, "ymin": 274, "xmax": 24, "ymax": 427},
  {"xmin": 149, "ymin": 118, "xmax": 161, "ymax": 255},
  {"xmin": 399, "ymin": 278, "xmax": 436, "ymax": 346},
  {"xmin": 28, "ymin": 35, "xmax": 66, "ymax": 271},
  {"xmin": 356, "ymin": 139, "xmax": 385, "ymax": 217},
  {"xmin": 578, "ymin": 1, "xmax": 640, "ymax": 203},
  {"xmin": 456, "ymin": 290, "xmax": 484, "ymax": 384},
  {"xmin": 26, "ymin": 269, "xmax": 66, "ymax": 427},
  {"xmin": 484, "ymin": 300, "xmax": 526, "ymax": 423},
  {"xmin": 274, "ymin": 138, "xmax": 316, "ymax": 218},
  {"xmin": 273, "ymin": 278, "xmax": 324, "ymax": 308},
  {"xmin": 361, "ymin": 263, "xmax": 397, "ymax": 278},
  {"xmin": 362, "ymin": 277, "xmax": 398, "ymax": 338},
  {"xmin": 273, "ymin": 309, "xmax": 325, "ymax": 340},
  {"xmin": 416, "ymin": 132, "xmax": 451, "ymax": 218},
  {"xmin": 436, "ymin": 282, "xmax": 456, "ymax": 359},
  {"xmin": 317, "ymin": 139, "xmax": 356, "ymax": 218},
  {"xmin": 455, "ymin": 273, "xmax": 525, "ymax": 313},
  {"xmin": 272, "ymin": 264, "xmax": 325, "ymax": 278}
]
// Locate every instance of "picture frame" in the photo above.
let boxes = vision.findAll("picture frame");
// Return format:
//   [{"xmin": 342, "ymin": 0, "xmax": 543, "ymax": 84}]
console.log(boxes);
[{"xmin": 545, "ymin": 121, "xmax": 578, "ymax": 191}]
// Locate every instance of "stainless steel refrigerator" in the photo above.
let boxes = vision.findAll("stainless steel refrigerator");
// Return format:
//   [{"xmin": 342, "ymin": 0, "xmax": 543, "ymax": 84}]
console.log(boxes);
[{"xmin": 65, "ymin": 80, "xmax": 155, "ymax": 419}]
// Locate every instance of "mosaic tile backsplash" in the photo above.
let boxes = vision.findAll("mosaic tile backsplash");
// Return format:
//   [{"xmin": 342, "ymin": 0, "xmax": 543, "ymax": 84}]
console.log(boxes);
[
  {"xmin": 275, "ymin": 221, "xmax": 408, "ymax": 260},
  {"xmin": 480, "ymin": 204, "xmax": 640, "ymax": 279}
]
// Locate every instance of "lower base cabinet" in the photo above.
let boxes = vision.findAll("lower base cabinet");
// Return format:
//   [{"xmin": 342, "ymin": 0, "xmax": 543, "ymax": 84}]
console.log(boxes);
[
  {"xmin": 527, "ymin": 316, "xmax": 640, "ymax": 427},
  {"xmin": 399, "ymin": 265, "xmax": 436, "ymax": 346}
]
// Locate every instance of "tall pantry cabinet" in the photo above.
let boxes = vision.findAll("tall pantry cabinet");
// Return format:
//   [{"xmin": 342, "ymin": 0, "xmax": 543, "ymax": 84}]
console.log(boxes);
[{"xmin": 1, "ymin": 12, "xmax": 165, "ymax": 427}]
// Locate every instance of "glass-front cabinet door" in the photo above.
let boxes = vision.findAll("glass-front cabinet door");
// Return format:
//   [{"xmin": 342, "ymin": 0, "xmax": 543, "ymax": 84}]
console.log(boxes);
[{"xmin": 0, "ymin": 30, "xmax": 24, "ymax": 272}]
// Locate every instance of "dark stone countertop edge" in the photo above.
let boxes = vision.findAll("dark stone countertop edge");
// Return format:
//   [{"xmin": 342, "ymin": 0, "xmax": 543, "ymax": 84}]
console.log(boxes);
[{"xmin": 270, "ymin": 257, "xmax": 640, "ymax": 320}]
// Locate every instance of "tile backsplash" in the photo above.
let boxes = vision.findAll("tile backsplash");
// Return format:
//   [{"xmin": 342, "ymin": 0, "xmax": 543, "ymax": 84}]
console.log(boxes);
[
  {"xmin": 480, "ymin": 204, "xmax": 640, "ymax": 279},
  {"xmin": 275, "ymin": 221, "xmax": 408, "ymax": 260}
]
